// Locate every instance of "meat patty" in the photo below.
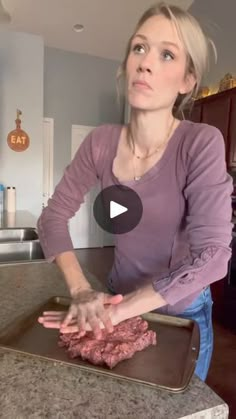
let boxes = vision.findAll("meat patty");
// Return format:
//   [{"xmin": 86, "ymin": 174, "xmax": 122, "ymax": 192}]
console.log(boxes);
[{"xmin": 59, "ymin": 316, "xmax": 157, "ymax": 369}]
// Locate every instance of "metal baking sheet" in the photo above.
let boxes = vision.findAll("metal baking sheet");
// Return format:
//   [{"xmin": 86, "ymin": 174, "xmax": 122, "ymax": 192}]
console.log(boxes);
[{"xmin": 0, "ymin": 296, "xmax": 200, "ymax": 392}]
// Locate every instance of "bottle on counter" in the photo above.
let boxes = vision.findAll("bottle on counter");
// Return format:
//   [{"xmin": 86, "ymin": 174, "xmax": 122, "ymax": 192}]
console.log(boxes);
[
  {"xmin": 0, "ymin": 184, "xmax": 4, "ymax": 213},
  {"xmin": 5, "ymin": 186, "xmax": 16, "ymax": 213}
]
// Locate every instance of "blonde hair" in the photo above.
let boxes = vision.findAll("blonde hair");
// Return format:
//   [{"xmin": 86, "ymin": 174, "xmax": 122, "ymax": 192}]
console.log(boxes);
[{"xmin": 117, "ymin": 2, "xmax": 217, "ymax": 114}]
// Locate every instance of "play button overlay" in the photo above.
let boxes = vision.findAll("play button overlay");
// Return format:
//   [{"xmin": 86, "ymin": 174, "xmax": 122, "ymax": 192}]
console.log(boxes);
[
  {"xmin": 110, "ymin": 201, "xmax": 128, "ymax": 219},
  {"xmin": 93, "ymin": 185, "xmax": 143, "ymax": 234}
]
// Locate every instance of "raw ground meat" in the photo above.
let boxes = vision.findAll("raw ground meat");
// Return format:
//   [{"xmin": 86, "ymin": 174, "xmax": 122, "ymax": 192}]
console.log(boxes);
[{"xmin": 59, "ymin": 316, "xmax": 157, "ymax": 369}]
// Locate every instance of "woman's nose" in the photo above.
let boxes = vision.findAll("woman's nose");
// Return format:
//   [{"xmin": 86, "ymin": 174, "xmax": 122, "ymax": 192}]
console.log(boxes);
[
  {"xmin": 137, "ymin": 64, "xmax": 151, "ymax": 73},
  {"xmin": 137, "ymin": 52, "xmax": 154, "ymax": 74}
]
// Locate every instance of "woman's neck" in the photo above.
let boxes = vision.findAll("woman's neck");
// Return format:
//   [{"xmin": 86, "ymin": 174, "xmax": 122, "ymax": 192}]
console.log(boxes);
[{"xmin": 128, "ymin": 108, "xmax": 178, "ymax": 156}]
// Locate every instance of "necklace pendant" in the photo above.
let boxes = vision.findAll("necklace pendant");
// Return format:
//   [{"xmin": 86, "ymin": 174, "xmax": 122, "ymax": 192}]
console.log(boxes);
[{"xmin": 134, "ymin": 175, "xmax": 141, "ymax": 181}]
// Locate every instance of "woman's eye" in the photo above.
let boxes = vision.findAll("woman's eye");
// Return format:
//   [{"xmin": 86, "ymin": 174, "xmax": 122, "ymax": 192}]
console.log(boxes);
[
  {"xmin": 132, "ymin": 43, "xmax": 145, "ymax": 54},
  {"xmin": 162, "ymin": 50, "xmax": 174, "ymax": 61}
]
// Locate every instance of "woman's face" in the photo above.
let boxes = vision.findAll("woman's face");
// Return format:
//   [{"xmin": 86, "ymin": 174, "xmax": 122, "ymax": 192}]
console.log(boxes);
[{"xmin": 126, "ymin": 14, "xmax": 194, "ymax": 112}]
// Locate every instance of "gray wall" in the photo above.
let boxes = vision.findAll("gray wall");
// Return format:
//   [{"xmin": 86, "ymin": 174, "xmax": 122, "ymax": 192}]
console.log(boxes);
[
  {"xmin": 0, "ymin": 32, "xmax": 44, "ymax": 218},
  {"xmin": 44, "ymin": 47, "xmax": 123, "ymax": 186},
  {"xmin": 190, "ymin": 0, "xmax": 236, "ymax": 88}
]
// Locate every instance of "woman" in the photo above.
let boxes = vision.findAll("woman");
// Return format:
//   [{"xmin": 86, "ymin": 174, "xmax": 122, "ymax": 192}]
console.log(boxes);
[{"xmin": 38, "ymin": 3, "xmax": 233, "ymax": 381}]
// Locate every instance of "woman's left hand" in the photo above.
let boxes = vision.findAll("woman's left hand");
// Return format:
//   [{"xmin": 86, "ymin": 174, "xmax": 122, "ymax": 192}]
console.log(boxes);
[
  {"xmin": 38, "ymin": 303, "xmax": 119, "ymax": 334},
  {"xmin": 38, "ymin": 284, "xmax": 167, "ymax": 334}
]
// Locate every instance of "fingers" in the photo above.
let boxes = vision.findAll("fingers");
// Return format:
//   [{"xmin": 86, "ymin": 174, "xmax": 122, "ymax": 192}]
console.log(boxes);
[
  {"xmin": 103, "ymin": 293, "xmax": 123, "ymax": 305},
  {"xmin": 61, "ymin": 310, "xmax": 74, "ymax": 327},
  {"xmin": 59, "ymin": 323, "xmax": 80, "ymax": 334},
  {"xmin": 88, "ymin": 312, "xmax": 102, "ymax": 339},
  {"xmin": 60, "ymin": 310, "xmax": 86, "ymax": 335},
  {"xmin": 38, "ymin": 314, "xmax": 83, "ymax": 333},
  {"xmin": 38, "ymin": 291, "xmax": 121, "ymax": 336},
  {"xmin": 38, "ymin": 311, "xmax": 65, "ymax": 328},
  {"xmin": 97, "ymin": 308, "xmax": 113, "ymax": 333},
  {"xmin": 42, "ymin": 311, "xmax": 66, "ymax": 316},
  {"xmin": 41, "ymin": 312, "xmax": 65, "ymax": 321},
  {"xmin": 77, "ymin": 312, "xmax": 87, "ymax": 334},
  {"xmin": 38, "ymin": 317, "xmax": 62, "ymax": 328}
]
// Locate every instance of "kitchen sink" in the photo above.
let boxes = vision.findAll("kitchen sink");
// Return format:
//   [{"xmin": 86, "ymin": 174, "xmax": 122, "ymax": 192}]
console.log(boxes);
[
  {"xmin": 0, "ymin": 241, "xmax": 45, "ymax": 264},
  {"xmin": 0, "ymin": 228, "xmax": 38, "ymax": 243}
]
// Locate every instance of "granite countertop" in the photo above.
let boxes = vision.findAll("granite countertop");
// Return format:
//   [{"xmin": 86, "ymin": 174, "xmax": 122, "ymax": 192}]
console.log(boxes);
[{"xmin": 0, "ymin": 260, "xmax": 229, "ymax": 419}]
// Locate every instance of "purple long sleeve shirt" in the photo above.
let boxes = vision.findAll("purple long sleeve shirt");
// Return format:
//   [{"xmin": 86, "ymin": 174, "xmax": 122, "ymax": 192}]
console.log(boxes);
[{"xmin": 37, "ymin": 120, "xmax": 233, "ymax": 314}]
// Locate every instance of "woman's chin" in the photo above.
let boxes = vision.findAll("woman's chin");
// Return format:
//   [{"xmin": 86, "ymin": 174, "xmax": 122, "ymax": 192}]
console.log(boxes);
[
  {"xmin": 127, "ymin": 95, "xmax": 154, "ymax": 112},
  {"xmin": 129, "ymin": 103, "xmax": 152, "ymax": 112}
]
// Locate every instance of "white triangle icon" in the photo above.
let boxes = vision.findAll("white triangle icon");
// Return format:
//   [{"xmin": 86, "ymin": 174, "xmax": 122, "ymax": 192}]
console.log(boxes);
[{"xmin": 110, "ymin": 201, "xmax": 128, "ymax": 219}]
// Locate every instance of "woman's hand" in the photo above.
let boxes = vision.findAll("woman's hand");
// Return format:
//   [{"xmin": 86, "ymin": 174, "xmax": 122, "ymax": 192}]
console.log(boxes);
[{"xmin": 38, "ymin": 289, "xmax": 123, "ymax": 338}]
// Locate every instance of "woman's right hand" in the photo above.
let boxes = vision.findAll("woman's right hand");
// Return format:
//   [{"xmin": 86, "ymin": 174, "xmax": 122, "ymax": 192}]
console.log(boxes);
[{"xmin": 39, "ymin": 289, "xmax": 123, "ymax": 339}]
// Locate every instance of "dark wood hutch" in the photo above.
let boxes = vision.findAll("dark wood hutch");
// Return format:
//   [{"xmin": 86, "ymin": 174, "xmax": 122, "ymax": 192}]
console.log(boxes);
[{"xmin": 187, "ymin": 87, "xmax": 236, "ymax": 331}]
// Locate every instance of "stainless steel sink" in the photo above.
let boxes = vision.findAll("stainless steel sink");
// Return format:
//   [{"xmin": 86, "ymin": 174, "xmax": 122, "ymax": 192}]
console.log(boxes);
[
  {"xmin": 0, "ymin": 228, "xmax": 38, "ymax": 243},
  {"xmin": 0, "ymin": 241, "xmax": 45, "ymax": 264}
]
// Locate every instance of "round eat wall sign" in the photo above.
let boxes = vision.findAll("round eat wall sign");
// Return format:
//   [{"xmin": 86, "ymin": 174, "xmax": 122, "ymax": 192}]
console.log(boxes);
[{"xmin": 7, "ymin": 109, "xmax": 30, "ymax": 152}]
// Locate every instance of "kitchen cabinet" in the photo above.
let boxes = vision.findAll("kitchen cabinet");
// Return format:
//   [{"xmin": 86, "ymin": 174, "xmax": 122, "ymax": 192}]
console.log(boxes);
[
  {"xmin": 228, "ymin": 92, "xmax": 236, "ymax": 167},
  {"xmin": 186, "ymin": 88, "xmax": 236, "ymax": 325},
  {"xmin": 201, "ymin": 94, "xmax": 231, "ymax": 156},
  {"xmin": 189, "ymin": 102, "xmax": 202, "ymax": 123},
  {"xmin": 186, "ymin": 86, "xmax": 236, "ymax": 169}
]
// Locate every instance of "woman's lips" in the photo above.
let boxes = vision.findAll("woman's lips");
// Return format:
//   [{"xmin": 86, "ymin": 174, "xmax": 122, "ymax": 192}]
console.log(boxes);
[{"xmin": 133, "ymin": 80, "xmax": 152, "ymax": 90}]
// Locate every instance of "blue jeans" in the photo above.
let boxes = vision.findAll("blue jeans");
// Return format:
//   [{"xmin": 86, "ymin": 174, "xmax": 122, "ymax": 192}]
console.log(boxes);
[{"xmin": 177, "ymin": 287, "xmax": 214, "ymax": 381}]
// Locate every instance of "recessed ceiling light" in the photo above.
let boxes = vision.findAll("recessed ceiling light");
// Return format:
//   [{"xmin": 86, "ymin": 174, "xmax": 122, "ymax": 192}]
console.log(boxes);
[{"xmin": 73, "ymin": 24, "xmax": 84, "ymax": 33}]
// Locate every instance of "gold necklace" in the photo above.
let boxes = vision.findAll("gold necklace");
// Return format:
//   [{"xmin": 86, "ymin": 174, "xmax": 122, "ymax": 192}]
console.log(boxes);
[
  {"xmin": 129, "ymin": 118, "xmax": 175, "ymax": 181},
  {"xmin": 132, "ymin": 159, "xmax": 142, "ymax": 181},
  {"xmin": 129, "ymin": 117, "xmax": 175, "ymax": 160}
]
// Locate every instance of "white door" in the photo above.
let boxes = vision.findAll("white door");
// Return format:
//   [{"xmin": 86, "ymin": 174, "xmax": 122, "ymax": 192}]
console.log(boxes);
[
  {"xmin": 42, "ymin": 118, "xmax": 54, "ymax": 209},
  {"xmin": 69, "ymin": 125, "xmax": 104, "ymax": 249}
]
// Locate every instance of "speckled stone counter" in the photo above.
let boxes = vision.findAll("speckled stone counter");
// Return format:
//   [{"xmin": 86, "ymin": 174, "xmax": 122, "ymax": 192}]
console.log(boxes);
[{"xmin": 0, "ymin": 261, "xmax": 229, "ymax": 419}]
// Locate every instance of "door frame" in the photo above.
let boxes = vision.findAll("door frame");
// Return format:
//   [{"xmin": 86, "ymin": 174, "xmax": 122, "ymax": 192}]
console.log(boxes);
[
  {"xmin": 70, "ymin": 124, "xmax": 103, "ymax": 248},
  {"xmin": 43, "ymin": 117, "xmax": 54, "ymax": 207},
  {"xmin": 71, "ymin": 124, "xmax": 114, "ymax": 248}
]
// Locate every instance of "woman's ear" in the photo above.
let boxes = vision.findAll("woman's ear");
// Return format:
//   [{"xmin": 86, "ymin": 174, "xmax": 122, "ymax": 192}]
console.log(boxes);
[{"xmin": 179, "ymin": 72, "xmax": 197, "ymax": 95}]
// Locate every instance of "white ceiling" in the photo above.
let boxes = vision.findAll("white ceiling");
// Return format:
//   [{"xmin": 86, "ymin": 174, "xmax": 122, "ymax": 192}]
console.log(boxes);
[{"xmin": 2, "ymin": 0, "xmax": 194, "ymax": 61}]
